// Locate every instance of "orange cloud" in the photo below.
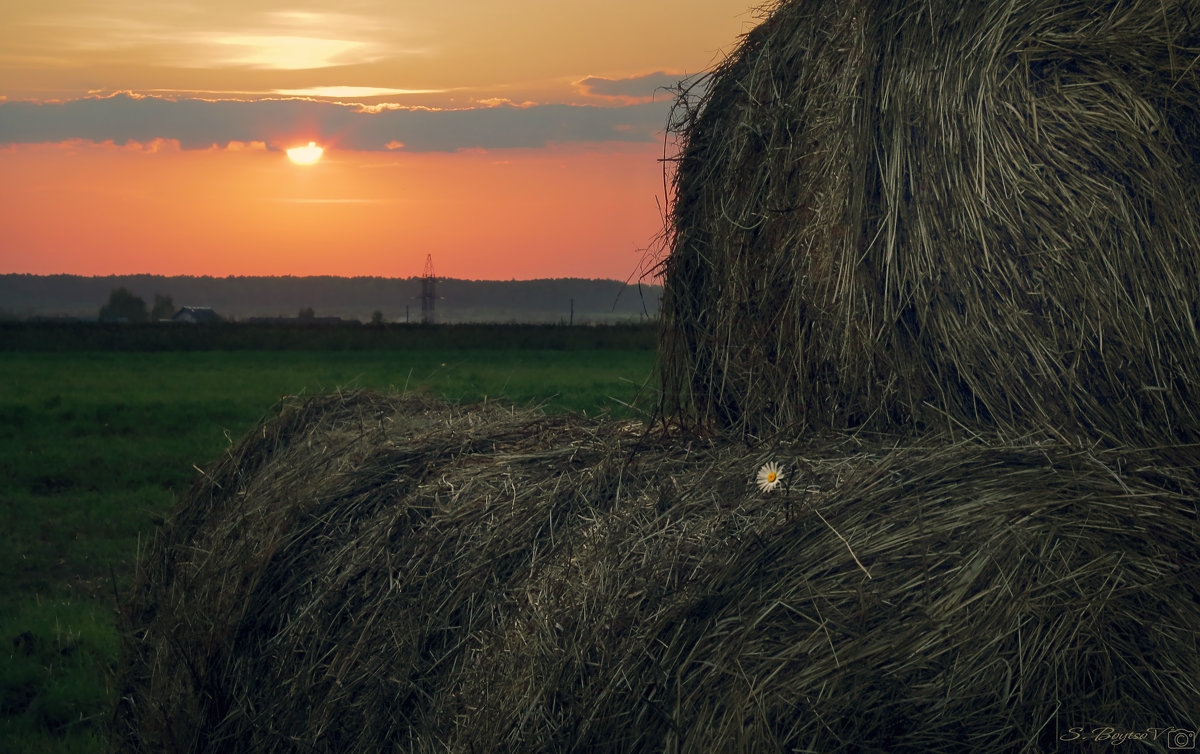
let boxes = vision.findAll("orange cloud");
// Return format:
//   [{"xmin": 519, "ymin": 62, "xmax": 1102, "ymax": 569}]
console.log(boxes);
[
  {"xmin": 475, "ymin": 97, "xmax": 540, "ymax": 109},
  {"xmin": 222, "ymin": 140, "xmax": 269, "ymax": 152}
]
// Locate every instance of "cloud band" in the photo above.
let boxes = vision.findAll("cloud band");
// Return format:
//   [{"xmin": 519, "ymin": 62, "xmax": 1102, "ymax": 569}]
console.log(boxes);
[{"xmin": 0, "ymin": 92, "xmax": 672, "ymax": 152}]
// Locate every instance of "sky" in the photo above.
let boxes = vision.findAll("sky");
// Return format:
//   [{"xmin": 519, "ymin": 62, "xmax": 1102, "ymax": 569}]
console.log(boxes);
[{"xmin": 0, "ymin": 0, "xmax": 758, "ymax": 281}]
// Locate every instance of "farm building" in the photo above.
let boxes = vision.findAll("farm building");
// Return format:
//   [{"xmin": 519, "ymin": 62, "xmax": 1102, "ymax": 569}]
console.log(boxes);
[{"xmin": 170, "ymin": 306, "xmax": 221, "ymax": 324}]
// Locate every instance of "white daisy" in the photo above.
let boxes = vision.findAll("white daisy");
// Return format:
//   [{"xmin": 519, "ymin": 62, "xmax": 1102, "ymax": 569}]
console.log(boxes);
[{"xmin": 756, "ymin": 461, "xmax": 783, "ymax": 493}]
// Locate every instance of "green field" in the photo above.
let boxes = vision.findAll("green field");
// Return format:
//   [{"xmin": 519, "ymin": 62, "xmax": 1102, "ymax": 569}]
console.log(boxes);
[{"xmin": 0, "ymin": 347, "xmax": 656, "ymax": 752}]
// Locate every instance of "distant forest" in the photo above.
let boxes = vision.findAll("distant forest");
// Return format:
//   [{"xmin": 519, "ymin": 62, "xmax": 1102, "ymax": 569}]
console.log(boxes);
[{"xmin": 0, "ymin": 274, "xmax": 662, "ymax": 324}]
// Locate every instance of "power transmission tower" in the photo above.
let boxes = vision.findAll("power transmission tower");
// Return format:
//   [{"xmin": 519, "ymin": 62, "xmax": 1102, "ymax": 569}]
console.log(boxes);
[{"xmin": 421, "ymin": 254, "xmax": 437, "ymax": 324}]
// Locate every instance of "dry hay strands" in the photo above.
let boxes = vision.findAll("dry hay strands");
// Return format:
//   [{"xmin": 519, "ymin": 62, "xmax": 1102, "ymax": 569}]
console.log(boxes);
[
  {"xmin": 659, "ymin": 0, "xmax": 1200, "ymax": 445},
  {"xmin": 112, "ymin": 390, "xmax": 646, "ymax": 753},
  {"xmin": 113, "ymin": 391, "xmax": 1200, "ymax": 752}
]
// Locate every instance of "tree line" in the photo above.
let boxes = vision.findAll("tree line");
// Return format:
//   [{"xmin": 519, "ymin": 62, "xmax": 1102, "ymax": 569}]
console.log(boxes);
[
  {"xmin": 99, "ymin": 288, "xmax": 180, "ymax": 323},
  {"xmin": 98, "ymin": 288, "xmax": 384, "ymax": 324},
  {"xmin": 3, "ymin": 274, "xmax": 660, "ymax": 323}
]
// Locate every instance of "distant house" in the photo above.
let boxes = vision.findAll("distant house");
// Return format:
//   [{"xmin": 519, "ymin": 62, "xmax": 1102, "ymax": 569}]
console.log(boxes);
[{"xmin": 171, "ymin": 306, "xmax": 221, "ymax": 323}]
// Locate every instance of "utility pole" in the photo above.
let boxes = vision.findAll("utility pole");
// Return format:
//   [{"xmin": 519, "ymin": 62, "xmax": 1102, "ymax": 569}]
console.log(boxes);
[
  {"xmin": 421, "ymin": 254, "xmax": 436, "ymax": 324},
  {"xmin": 569, "ymin": 298, "xmax": 574, "ymax": 326}
]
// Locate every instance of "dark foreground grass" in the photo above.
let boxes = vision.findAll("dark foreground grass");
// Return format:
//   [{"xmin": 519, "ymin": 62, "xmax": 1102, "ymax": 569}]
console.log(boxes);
[{"xmin": 0, "ymin": 348, "xmax": 655, "ymax": 753}]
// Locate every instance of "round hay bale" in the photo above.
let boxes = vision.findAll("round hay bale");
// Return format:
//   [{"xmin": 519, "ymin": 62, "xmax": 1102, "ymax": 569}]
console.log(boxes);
[
  {"xmin": 659, "ymin": 0, "xmax": 1200, "ymax": 442},
  {"xmin": 114, "ymin": 391, "xmax": 1199, "ymax": 752}
]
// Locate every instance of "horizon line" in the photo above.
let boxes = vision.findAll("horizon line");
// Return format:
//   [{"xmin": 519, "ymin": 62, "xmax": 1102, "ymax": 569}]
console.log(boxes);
[{"xmin": 1, "ymin": 271, "xmax": 664, "ymax": 285}]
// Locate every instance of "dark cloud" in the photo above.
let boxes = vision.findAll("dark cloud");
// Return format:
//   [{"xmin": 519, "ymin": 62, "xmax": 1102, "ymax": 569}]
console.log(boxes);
[
  {"xmin": 0, "ymin": 93, "xmax": 671, "ymax": 152},
  {"xmin": 577, "ymin": 72, "xmax": 684, "ymax": 100}
]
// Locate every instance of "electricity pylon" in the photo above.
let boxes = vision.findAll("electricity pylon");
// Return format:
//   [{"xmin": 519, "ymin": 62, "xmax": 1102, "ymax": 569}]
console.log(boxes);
[{"xmin": 421, "ymin": 254, "xmax": 437, "ymax": 324}]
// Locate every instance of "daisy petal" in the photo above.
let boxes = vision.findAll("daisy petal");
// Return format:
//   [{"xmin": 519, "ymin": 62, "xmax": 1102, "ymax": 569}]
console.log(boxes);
[{"xmin": 756, "ymin": 461, "xmax": 783, "ymax": 492}]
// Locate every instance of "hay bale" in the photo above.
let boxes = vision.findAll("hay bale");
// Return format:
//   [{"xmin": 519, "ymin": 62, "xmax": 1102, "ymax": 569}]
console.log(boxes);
[
  {"xmin": 659, "ymin": 0, "xmax": 1200, "ymax": 442},
  {"xmin": 114, "ymin": 391, "xmax": 1199, "ymax": 752}
]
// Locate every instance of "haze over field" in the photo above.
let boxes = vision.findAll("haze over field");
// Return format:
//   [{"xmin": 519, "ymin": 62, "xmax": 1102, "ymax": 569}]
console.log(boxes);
[
  {"xmin": 0, "ymin": 273, "xmax": 661, "ymax": 323},
  {"xmin": 0, "ymin": 1, "xmax": 756, "ymax": 281}
]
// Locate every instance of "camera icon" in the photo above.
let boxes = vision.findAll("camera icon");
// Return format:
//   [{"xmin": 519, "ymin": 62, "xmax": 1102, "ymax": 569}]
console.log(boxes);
[{"xmin": 1169, "ymin": 728, "xmax": 1197, "ymax": 750}]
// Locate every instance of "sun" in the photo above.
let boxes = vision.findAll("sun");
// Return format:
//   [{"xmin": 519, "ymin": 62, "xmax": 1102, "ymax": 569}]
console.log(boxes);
[{"xmin": 286, "ymin": 141, "xmax": 324, "ymax": 165}]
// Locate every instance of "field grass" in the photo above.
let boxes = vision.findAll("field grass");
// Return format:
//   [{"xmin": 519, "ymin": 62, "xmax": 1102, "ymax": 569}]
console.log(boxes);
[{"xmin": 0, "ymin": 348, "xmax": 656, "ymax": 752}]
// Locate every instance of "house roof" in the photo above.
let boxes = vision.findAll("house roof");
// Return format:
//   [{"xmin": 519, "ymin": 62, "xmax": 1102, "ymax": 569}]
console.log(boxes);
[{"xmin": 172, "ymin": 306, "xmax": 220, "ymax": 323}]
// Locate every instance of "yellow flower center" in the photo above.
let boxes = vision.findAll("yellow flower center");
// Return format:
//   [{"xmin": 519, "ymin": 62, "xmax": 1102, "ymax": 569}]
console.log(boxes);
[{"xmin": 767, "ymin": 472, "xmax": 776, "ymax": 482}]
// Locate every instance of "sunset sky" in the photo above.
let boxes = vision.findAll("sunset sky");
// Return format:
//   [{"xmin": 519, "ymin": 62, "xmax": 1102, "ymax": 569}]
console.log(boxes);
[{"xmin": 0, "ymin": 0, "xmax": 757, "ymax": 281}]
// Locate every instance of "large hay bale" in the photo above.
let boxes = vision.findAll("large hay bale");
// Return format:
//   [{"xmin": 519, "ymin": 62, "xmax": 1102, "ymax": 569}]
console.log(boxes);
[
  {"xmin": 114, "ymin": 392, "xmax": 1199, "ymax": 752},
  {"xmin": 660, "ymin": 0, "xmax": 1200, "ymax": 442}
]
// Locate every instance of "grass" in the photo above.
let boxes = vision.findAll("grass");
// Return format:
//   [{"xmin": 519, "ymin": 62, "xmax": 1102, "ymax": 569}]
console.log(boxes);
[{"xmin": 0, "ymin": 348, "xmax": 656, "ymax": 753}]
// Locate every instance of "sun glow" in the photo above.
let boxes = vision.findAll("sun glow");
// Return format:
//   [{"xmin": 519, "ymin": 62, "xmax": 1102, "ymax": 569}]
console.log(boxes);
[{"xmin": 286, "ymin": 141, "xmax": 324, "ymax": 165}]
